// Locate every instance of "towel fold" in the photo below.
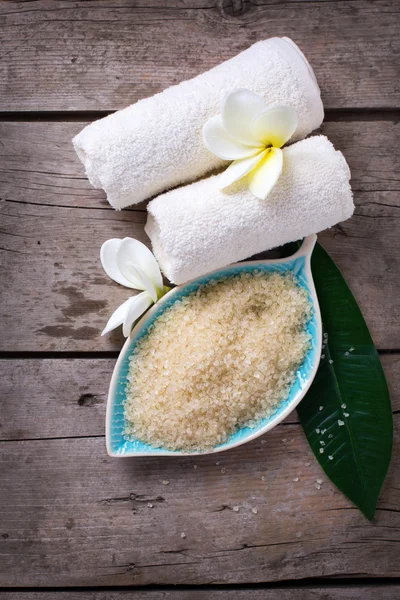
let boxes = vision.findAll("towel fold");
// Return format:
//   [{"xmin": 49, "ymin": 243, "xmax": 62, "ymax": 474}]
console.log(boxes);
[
  {"xmin": 145, "ymin": 136, "xmax": 354, "ymax": 284},
  {"xmin": 73, "ymin": 37, "xmax": 323, "ymax": 209}
]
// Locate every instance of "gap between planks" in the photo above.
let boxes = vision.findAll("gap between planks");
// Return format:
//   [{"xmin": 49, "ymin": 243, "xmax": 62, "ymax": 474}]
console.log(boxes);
[{"xmin": 0, "ymin": 108, "xmax": 399, "ymax": 123}]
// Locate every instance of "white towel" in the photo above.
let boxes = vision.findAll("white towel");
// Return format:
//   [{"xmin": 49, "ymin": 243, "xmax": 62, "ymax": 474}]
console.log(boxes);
[
  {"xmin": 73, "ymin": 37, "xmax": 323, "ymax": 209},
  {"xmin": 145, "ymin": 136, "xmax": 354, "ymax": 284}
]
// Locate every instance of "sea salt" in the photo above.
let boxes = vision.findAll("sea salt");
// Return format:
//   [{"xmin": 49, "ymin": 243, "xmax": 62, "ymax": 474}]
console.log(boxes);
[{"xmin": 124, "ymin": 272, "xmax": 312, "ymax": 451}]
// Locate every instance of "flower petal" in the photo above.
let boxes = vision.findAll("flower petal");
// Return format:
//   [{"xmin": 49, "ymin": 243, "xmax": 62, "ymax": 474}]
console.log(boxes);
[
  {"xmin": 122, "ymin": 292, "xmax": 153, "ymax": 337},
  {"xmin": 248, "ymin": 147, "xmax": 283, "ymax": 200},
  {"xmin": 250, "ymin": 105, "xmax": 298, "ymax": 148},
  {"xmin": 218, "ymin": 150, "xmax": 266, "ymax": 190},
  {"xmin": 124, "ymin": 263, "xmax": 158, "ymax": 303},
  {"xmin": 116, "ymin": 237, "xmax": 163, "ymax": 292},
  {"xmin": 101, "ymin": 296, "xmax": 135, "ymax": 336},
  {"xmin": 203, "ymin": 115, "xmax": 261, "ymax": 160},
  {"xmin": 221, "ymin": 89, "xmax": 267, "ymax": 146},
  {"xmin": 100, "ymin": 239, "xmax": 137, "ymax": 289}
]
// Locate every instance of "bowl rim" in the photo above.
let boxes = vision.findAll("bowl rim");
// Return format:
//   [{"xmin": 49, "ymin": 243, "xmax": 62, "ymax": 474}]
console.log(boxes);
[{"xmin": 106, "ymin": 235, "xmax": 322, "ymax": 457}]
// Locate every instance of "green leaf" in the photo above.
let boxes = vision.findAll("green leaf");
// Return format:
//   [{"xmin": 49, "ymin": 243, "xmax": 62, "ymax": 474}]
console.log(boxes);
[{"xmin": 297, "ymin": 242, "xmax": 393, "ymax": 520}]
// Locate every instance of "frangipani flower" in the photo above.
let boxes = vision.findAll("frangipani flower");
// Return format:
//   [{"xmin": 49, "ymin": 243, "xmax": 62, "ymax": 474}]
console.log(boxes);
[
  {"xmin": 203, "ymin": 89, "xmax": 298, "ymax": 200},
  {"xmin": 100, "ymin": 237, "xmax": 169, "ymax": 337}
]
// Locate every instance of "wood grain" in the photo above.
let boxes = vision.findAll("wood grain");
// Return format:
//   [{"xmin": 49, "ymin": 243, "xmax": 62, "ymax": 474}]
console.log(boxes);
[
  {"xmin": 0, "ymin": 1, "xmax": 399, "ymax": 111},
  {"xmin": 2, "ymin": 588, "xmax": 400, "ymax": 600},
  {"xmin": 1, "ymin": 355, "xmax": 399, "ymax": 441},
  {"xmin": 1, "ymin": 414, "xmax": 399, "ymax": 586},
  {"xmin": 0, "ymin": 120, "xmax": 399, "ymax": 351}
]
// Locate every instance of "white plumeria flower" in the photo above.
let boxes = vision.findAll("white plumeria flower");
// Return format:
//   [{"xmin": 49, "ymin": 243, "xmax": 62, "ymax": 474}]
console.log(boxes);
[
  {"xmin": 100, "ymin": 237, "xmax": 168, "ymax": 337},
  {"xmin": 203, "ymin": 89, "xmax": 298, "ymax": 200}
]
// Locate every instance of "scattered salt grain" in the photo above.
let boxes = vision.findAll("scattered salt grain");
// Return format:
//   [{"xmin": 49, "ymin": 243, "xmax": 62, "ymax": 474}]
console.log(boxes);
[
  {"xmin": 345, "ymin": 352, "xmax": 349, "ymax": 356},
  {"xmin": 252, "ymin": 507, "xmax": 258, "ymax": 514},
  {"xmin": 304, "ymin": 462, "xmax": 310, "ymax": 467},
  {"xmin": 321, "ymin": 429, "xmax": 327, "ymax": 435},
  {"xmin": 193, "ymin": 465, "xmax": 198, "ymax": 470},
  {"xmin": 341, "ymin": 403, "xmax": 347, "ymax": 409},
  {"xmin": 261, "ymin": 439, "xmax": 266, "ymax": 445},
  {"xmin": 180, "ymin": 532, "xmax": 186, "ymax": 539},
  {"xmin": 319, "ymin": 406, "xmax": 323, "ymax": 411},
  {"xmin": 162, "ymin": 480, "xmax": 169, "ymax": 485},
  {"xmin": 338, "ymin": 420, "xmax": 345, "ymax": 426},
  {"xmin": 221, "ymin": 468, "xmax": 226, "ymax": 474},
  {"xmin": 349, "ymin": 347, "xmax": 355, "ymax": 352},
  {"xmin": 328, "ymin": 434, "xmax": 333, "ymax": 439},
  {"xmin": 344, "ymin": 412, "xmax": 349, "ymax": 418},
  {"xmin": 316, "ymin": 428, "xmax": 320, "ymax": 434},
  {"xmin": 233, "ymin": 506, "xmax": 240, "ymax": 512},
  {"xmin": 261, "ymin": 476, "xmax": 266, "ymax": 482},
  {"xmin": 328, "ymin": 455, "xmax": 334, "ymax": 460},
  {"xmin": 320, "ymin": 441, "xmax": 325, "ymax": 446},
  {"xmin": 147, "ymin": 503, "xmax": 154, "ymax": 508},
  {"xmin": 293, "ymin": 477, "xmax": 299, "ymax": 482},
  {"xmin": 328, "ymin": 359, "xmax": 334, "ymax": 364},
  {"xmin": 319, "ymin": 448, "xmax": 324, "ymax": 454},
  {"xmin": 316, "ymin": 478, "xmax": 323, "ymax": 485},
  {"xmin": 321, "ymin": 354, "xmax": 325, "ymax": 359},
  {"xmin": 314, "ymin": 483, "xmax": 321, "ymax": 490},
  {"xmin": 215, "ymin": 462, "xmax": 220, "ymax": 466},
  {"xmin": 282, "ymin": 438, "xmax": 287, "ymax": 443}
]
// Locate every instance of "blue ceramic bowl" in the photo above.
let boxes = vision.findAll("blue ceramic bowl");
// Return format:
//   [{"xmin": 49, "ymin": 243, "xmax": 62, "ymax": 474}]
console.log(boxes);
[{"xmin": 106, "ymin": 235, "xmax": 322, "ymax": 456}]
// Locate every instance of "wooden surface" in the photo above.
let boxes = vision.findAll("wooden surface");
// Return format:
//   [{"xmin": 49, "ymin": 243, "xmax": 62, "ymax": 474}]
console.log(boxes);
[
  {"xmin": 0, "ymin": 0, "xmax": 399, "ymax": 111},
  {"xmin": 0, "ymin": 0, "xmax": 399, "ymax": 594},
  {"xmin": 2, "ymin": 589, "xmax": 400, "ymax": 600}
]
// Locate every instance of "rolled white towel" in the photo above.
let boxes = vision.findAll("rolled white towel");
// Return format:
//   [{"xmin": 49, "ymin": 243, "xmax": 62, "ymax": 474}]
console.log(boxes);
[
  {"xmin": 145, "ymin": 136, "xmax": 354, "ymax": 284},
  {"xmin": 73, "ymin": 37, "xmax": 323, "ymax": 209}
]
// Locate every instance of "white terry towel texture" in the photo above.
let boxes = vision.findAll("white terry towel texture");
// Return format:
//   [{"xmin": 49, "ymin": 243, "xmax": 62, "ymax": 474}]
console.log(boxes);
[
  {"xmin": 73, "ymin": 37, "xmax": 323, "ymax": 209},
  {"xmin": 145, "ymin": 136, "xmax": 354, "ymax": 285}
]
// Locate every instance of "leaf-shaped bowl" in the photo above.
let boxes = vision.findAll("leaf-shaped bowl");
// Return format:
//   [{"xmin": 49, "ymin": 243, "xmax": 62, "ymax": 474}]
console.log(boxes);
[{"xmin": 106, "ymin": 234, "xmax": 322, "ymax": 457}]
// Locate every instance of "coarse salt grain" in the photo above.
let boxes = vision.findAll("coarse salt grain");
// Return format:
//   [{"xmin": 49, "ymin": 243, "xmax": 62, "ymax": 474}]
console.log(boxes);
[
  {"xmin": 319, "ymin": 448, "xmax": 324, "ymax": 454},
  {"xmin": 252, "ymin": 507, "xmax": 258, "ymax": 514},
  {"xmin": 261, "ymin": 476, "xmax": 266, "ymax": 481},
  {"xmin": 233, "ymin": 506, "xmax": 240, "ymax": 512},
  {"xmin": 319, "ymin": 406, "xmax": 323, "ymax": 411},
  {"xmin": 328, "ymin": 455, "xmax": 334, "ymax": 460},
  {"xmin": 162, "ymin": 480, "xmax": 169, "ymax": 485},
  {"xmin": 314, "ymin": 483, "xmax": 321, "ymax": 490},
  {"xmin": 124, "ymin": 272, "xmax": 312, "ymax": 451},
  {"xmin": 338, "ymin": 420, "xmax": 345, "ymax": 426},
  {"xmin": 180, "ymin": 532, "xmax": 186, "ymax": 539},
  {"xmin": 304, "ymin": 462, "xmax": 310, "ymax": 467},
  {"xmin": 293, "ymin": 477, "xmax": 299, "ymax": 482},
  {"xmin": 316, "ymin": 478, "xmax": 323, "ymax": 484}
]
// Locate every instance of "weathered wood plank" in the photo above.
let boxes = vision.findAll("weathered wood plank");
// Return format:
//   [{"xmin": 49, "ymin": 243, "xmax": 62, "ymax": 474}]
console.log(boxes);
[
  {"xmin": 0, "ymin": 1, "xmax": 399, "ymax": 111},
  {"xmin": 2, "ymin": 587, "xmax": 400, "ymax": 600},
  {"xmin": 1, "ymin": 120, "xmax": 399, "ymax": 209},
  {"xmin": 0, "ymin": 120, "xmax": 399, "ymax": 351},
  {"xmin": 0, "ymin": 415, "xmax": 399, "ymax": 586},
  {"xmin": 1, "ymin": 355, "xmax": 398, "ymax": 441}
]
